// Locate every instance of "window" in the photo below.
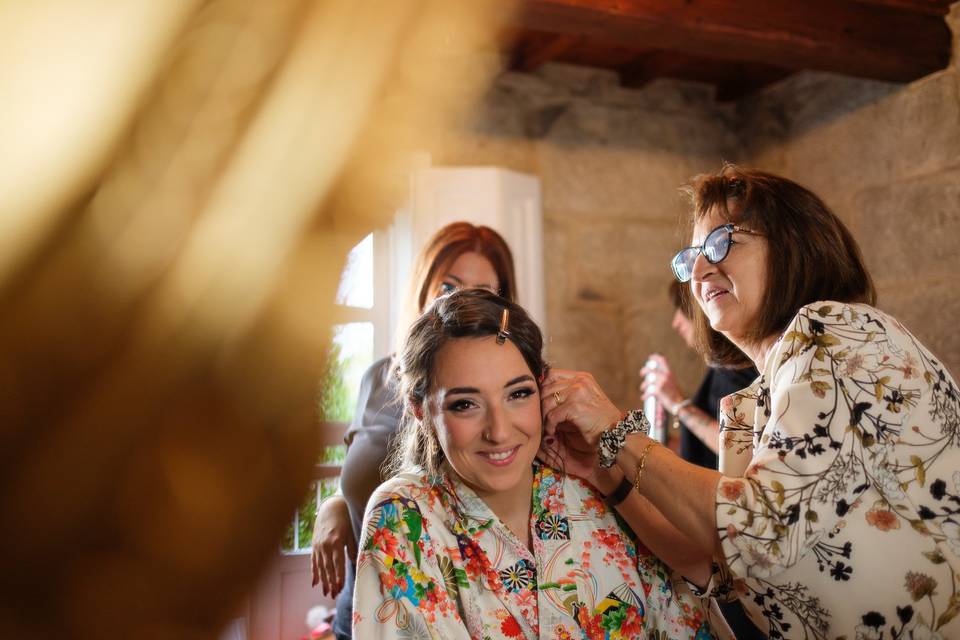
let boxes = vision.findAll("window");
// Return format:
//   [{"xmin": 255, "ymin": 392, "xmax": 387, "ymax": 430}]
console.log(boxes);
[{"xmin": 281, "ymin": 230, "xmax": 391, "ymax": 553}]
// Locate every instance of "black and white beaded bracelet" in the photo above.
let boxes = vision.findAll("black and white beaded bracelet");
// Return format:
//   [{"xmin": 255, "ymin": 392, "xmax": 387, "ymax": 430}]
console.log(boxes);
[{"xmin": 597, "ymin": 409, "xmax": 649, "ymax": 468}]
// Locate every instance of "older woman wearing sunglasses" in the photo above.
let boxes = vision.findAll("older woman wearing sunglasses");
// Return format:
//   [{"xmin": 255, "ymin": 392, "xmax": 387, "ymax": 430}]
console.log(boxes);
[{"xmin": 543, "ymin": 166, "xmax": 960, "ymax": 639}]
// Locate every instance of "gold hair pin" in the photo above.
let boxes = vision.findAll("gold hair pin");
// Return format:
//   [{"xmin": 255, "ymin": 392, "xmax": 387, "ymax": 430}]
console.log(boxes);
[{"xmin": 496, "ymin": 308, "xmax": 511, "ymax": 345}]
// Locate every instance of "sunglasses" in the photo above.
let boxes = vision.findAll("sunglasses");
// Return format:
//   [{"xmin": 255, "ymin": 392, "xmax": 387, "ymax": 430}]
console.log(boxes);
[{"xmin": 671, "ymin": 223, "xmax": 762, "ymax": 283}]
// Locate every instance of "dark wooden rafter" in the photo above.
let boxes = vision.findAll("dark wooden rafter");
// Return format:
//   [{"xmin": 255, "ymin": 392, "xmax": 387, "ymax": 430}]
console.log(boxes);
[
  {"xmin": 715, "ymin": 67, "xmax": 795, "ymax": 102},
  {"xmin": 847, "ymin": 0, "xmax": 954, "ymax": 16},
  {"xmin": 618, "ymin": 51, "xmax": 688, "ymax": 89},
  {"xmin": 618, "ymin": 51, "xmax": 794, "ymax": 100},
  {"xmin": 516, "ymin": 0, "xmax": 952, "ymax": 83},
  {"xmin": 511, "ymin": 33, "xmax": 582, "ymax": 71}
]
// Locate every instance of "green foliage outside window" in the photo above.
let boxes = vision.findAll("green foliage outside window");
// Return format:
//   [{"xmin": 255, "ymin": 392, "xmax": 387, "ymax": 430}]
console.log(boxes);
[
  {"xmin": 318, "ymin": 340, "xmax": 353, "ymax": 423},
  {"xmin": 281, "ymin": 477, "xmax": 339, "ymax": 553},
  {"xmin": 282, "ymin": 330, "xmax": 366, "ymax": 552}
]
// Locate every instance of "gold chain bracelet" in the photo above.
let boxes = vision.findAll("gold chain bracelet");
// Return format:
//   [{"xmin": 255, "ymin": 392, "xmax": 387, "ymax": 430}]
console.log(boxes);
[{"xmin": 633, "ymin": 441, "xmax": 659, "ymax": 493}]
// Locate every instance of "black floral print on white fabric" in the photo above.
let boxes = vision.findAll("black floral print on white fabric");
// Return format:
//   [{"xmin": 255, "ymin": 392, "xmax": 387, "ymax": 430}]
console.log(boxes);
[{"xmin": 709, "ymin": 302, "xmax": 960, "ymax": 639}]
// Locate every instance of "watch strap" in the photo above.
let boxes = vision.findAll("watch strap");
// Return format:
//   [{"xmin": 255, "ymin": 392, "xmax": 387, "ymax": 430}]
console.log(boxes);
[{"xmin": 603, "ymin": 477, "xmax": 633, "ymax": 508}]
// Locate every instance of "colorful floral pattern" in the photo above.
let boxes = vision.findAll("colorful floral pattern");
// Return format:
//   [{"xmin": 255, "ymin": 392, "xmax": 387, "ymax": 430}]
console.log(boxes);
[
  {"xmin": 355, "ymin": 463, "xmax": 719, "ymax": 639},
  {"xmin": 707, "ymin": 302, "xmax": 960, "ymax": 639}
]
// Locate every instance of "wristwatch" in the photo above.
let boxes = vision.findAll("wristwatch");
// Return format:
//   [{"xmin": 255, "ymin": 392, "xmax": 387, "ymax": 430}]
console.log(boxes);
[{"xmin": 603, "ymin": 477, "xmax": 633, "ymax": 508}]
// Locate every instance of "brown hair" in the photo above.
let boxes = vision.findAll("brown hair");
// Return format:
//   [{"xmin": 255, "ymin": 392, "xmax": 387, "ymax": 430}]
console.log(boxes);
[
  {"xmin": 682, "ymin": 165, "xmax": 876, "ymax": 367},
  {"xmin": 413, "ymin": 222, "xmax": 516, "ymax": 309},
  {"xmin": 395, "ymin": 222, "xmax": 517, "ymax": 352},
  {"xmin": 387, "ymin": 289, "xmax": 545, "ymax": 480},
  {"xmin": 669, "ymin": 279, "xmax": 690, "ymax": 316}
]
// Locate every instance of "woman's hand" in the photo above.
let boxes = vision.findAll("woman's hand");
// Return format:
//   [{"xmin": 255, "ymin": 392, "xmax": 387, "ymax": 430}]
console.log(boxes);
[
  {"xmin": 539, "ymin": 428, "xmax": 621, "ymax": 494},
  {"xmin": 311, "ymin": 495, "xmax": 357, "ymax": 598},
  {"xmin": 639, "ymin": 354, "xmax": 685, "ymax": 411},
  {"xmin": 541, "ymin": 369, "xmax": 623, "ymax": 446},
  {"xmin": 538, "ymin": 425, "xmax": 597, "ymax": 481}
]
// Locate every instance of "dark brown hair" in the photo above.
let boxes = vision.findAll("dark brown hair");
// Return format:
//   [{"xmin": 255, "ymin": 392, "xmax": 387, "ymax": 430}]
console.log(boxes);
[
  {"xmin": 387, "ymin": 289, "xmax": 546, "ymax": 479},
  {"xmin": 669, "ymin": 279, "xmax": 690, "ymax": 316},
  {"xmin": 682, "ymin": 165, "xmax": 876, "ymax": 367}
]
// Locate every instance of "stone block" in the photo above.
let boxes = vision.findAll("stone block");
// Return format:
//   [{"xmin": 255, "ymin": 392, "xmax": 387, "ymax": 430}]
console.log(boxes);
[
  {"xmin": 435, "ymin": 128, "xmax": 537, "ymax": 174},
  {"xmin": 744, "ymin": 70, "xmax": 960, "ymax": 199},
  {"xmin": 544, "ymin": 307, "xmax": 631, "ymax": 408},
  {"xmin": 537, "ymin": 101, "xmax": 733, "ymax": 219},
  {"xmin": 542, "ymin": 219, "xmax": 571, "ymax": 325},
  {"xmin": 850, "ymin": 169, "xmax": 960, "ymax": 284},
  {"xmin": 562, "ymin": 220, "xmax": 685, "ymax": 308}
]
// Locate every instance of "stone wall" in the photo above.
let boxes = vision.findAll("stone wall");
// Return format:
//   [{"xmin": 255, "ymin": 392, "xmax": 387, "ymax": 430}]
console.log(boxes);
[
  {"xmin": 436, "ymin": 65, "xmax": 738, "ymax": 409},
  {"xmin": 436, "ymin": 2, "xmax": 960, "ymax": 409},
  {"xmin": 735, "ymin": 2, "xmax": 960, "ymax": 380}
]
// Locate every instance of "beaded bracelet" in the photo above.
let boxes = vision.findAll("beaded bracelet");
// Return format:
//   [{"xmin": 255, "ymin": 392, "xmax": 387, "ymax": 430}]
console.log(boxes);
[{"xmin": 597, "ymin": 409, "xmax": 649, "ymax": 468}]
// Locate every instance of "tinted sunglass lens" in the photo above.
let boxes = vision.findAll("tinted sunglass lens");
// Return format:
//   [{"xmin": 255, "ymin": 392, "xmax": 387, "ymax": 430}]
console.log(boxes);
[
  {"xmin": 703, "ymin": 227, "xmax": 730, "ymax": 263},
  {"xmin": 672, "ymin": 249, "xmax": 695, "ymax": 282}
]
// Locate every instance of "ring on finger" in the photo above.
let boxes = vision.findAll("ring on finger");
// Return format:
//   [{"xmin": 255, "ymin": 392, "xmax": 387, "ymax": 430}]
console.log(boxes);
[{"xmin": 554, "ymin": 390, "xmax": 564, "ymax": 405}]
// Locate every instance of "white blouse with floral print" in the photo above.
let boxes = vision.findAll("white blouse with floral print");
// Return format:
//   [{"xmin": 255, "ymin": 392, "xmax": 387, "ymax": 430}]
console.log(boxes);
[{"xmin": 705, "ymin": 301, "xmax": 960, "ymax": 639}]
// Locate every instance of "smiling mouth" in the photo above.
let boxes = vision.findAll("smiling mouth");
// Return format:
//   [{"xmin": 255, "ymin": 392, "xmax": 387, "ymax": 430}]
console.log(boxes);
[
  {"xmin": 705, "ymin": 288, "xmax": 729, "ymax": 302},
  {"xmin": 478, "ymin": 446, "xmax": 520, "ymax": 465}
]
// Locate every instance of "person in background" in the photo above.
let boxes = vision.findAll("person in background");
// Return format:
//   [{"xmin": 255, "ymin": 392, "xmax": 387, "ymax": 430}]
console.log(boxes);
[
  {"xmin": 353, "ymin": 289, "xmax": 722, "ymax": 639},
  {"xmin": 540, "ymin": 166, "xmax": 960, "ymax": 638},
  {"xmin": 641, "ymin": 280, "xmax": 758, "ymax": 471},
  {"xmin": 311, "ymin": 222, "xmax": 518, "ymax": 640},
  {"xmin": 641, "ymin": 281, "xmax": 763, "ymax": 639}
]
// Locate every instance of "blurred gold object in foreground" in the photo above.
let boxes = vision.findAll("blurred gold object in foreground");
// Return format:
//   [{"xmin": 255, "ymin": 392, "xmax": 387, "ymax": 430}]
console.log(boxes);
[{"xmin": 0, "ymin": 0, "xmax": 513, "ymax": 637}]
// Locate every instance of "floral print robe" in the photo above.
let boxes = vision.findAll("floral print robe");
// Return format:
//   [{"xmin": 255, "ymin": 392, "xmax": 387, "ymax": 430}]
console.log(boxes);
[
  {"xmin": 354, "ymin": 462, "xmax": 720, "ymax": 639},
  {"xmin": 706, "ymin": 301, "xmax": 960, "ymax": 639}
]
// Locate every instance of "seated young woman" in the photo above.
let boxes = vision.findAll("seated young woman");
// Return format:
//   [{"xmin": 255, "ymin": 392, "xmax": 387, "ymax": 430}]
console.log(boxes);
[{"xmin": 352, "ymin": 289, "xmax": 724, "ymax": 639}]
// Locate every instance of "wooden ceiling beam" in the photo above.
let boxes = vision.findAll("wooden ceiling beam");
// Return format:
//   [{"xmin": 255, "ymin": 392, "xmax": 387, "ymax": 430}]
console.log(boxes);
[
  {"xmin": 517, "ymin": 0, "xmax": 952, "ymax": 83},
  {"xmin": 846, "ymin": 0, "xmax": 954, "ymax": 16},
  {"xmin": 512, "ymin": 33, "xmax": 581, "ymax": 71},
  {"xmin": 715, "ymin": 68, "xmax": 795, "ymax": 102},
  {"xmin": 618, "ymin": 50, "xmax": 794, "ymax": 99},
  {"xmin": 618, "ymin": 51, "xmax": 687, "ymax": 88}
]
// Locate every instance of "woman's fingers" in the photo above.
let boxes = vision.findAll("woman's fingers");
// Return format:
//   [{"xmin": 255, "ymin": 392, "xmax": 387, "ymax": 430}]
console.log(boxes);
[
  {"xmin": 542, "ymin": 371, "xmax": 621, "ymax": 440},
  {"xmin": 316, "ymin": 547, "xmax": 330, "ymax": 595},
  {"xmin": 331, "ymin": 545, "xmax": 345, "ymax": 595},
  {"xmin": 310, "ymin": 495, "xmax": 354, "ymax": 596},
  {"xmin": 321, "ymin": 544, "xmax": 339, "ymax": 597},
  {"xmin": 543, "ymin": 401, "xmax": 578, "ymax": 434},
  {"xmin": 537, "ymin": 436, "xmax": 563, "ymax": 468},
  {"xmin": 640, "ymin": 354, "xmax": 672, "ymax": 377},
  {"xmin": 543, "ymin": 368, "xmax": 581, "ymax": 383},
  {"xmin": 544, "ymin": 403, "xmax": 603, "ymax": 443},
  {"xmin": 311, "ymin": 549, "xmax": 321, "ymax": 587}
]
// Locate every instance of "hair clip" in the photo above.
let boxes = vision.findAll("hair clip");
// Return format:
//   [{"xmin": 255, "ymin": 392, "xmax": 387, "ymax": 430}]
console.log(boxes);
[{"xmin": 496, "ymin": 308, "xmax": 511, "ymax": 345}]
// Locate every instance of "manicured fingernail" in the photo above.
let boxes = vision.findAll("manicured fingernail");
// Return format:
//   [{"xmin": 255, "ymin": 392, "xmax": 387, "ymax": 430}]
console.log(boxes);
[{"xmin": 544, "ymin": 436, "xmax": 555, "ymax": 445}]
